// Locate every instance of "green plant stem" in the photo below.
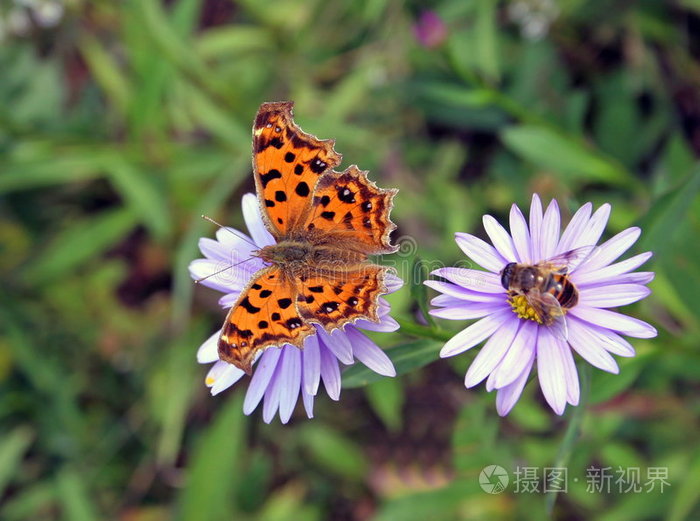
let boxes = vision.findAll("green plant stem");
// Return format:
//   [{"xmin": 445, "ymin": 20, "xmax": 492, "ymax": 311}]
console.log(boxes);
[
  {"xmin": 396, "ymin": 318, "xmax": 454, "ymax": 342},
  {"xmin": 545, "ymin": 363, "xmax": 592, "ymax": 517}
]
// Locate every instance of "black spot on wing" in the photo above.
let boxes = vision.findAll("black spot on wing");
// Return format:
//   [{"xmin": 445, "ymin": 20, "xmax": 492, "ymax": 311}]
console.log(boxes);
[
  {"xmin": 240, "ymin": 297, "xmax": 261, "ymax": 314},
  {"xmin": 321, "ymin": 301, "xmax": 339, "ymax": 313},
  {"xmin": 277, "ymin": 298, "xmax": 292, "ymax": 309},
  {"xmin": 275, "ymin": 190, "xmax": 287, "ymax": 202},
  {"xmin": 260, "ymin": 169, "xmax": 282, "ymax": 187},
  {"xmin": 310, "ymin": 157, "xmax": 327, "ymax": 174},
  {"xmin": 295, "ymin": 181, "xmax": 310, "ymax": 197},
  {"xmin": 338, "ymin": 186, "xmax": 355, "ymax": 203},
  {"xmin": 285, "ymin": 152, "xmax": 296, "ymax": 162}
]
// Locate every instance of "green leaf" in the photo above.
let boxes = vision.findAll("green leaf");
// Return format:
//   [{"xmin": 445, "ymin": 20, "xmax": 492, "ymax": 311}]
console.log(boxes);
[
  {"xmin": 667, "ymin": 449, "xmax": 700, "ymax": 521},
  {"xmin": 0, "ymin": 427, "xmax": 34, "ymax": 497},
  {"xmin": 177, "ymin": 392, "xmax": 247, "ymax": 521},
  {"xmin": 410, "ymin": 256, "xmax": 435, "ymax": 327},
  {"xmin": 365, "ymin": 378, "xmax": 404, "ymax": 432},
  {"xmin": 104, "ymin": 158, "xmax": 172, "ymax": 240},
  {"xmin": 79, "ymin": 36, "xmax": 132, "ymax": 115},
  {"xmin": 297, "ymin": 425, "xmax": 367, "ymax": 480},
  {"xmin": 589, "ymin": 354, "xmax": 650, "ymax": 405},
  {"xmin": 342, "ymin": 339, "xmax": 442, "ymax": 388},
  {"xmin": 638, "ymin": 168, "xmax": 700, "ymax": 255},
  {"xmin": 372, "ymin": 480, "xmax": 482, "ymax": 521},
  {"xmin": 501, "ymin": 125, "xmax": 633, "ymax": 185},
  {"xmin": 55, "ymin": 468, "xmax": 100, "ymax": 521},
  {"xmin": 22, "ymin": 207, "xmax": 138, "ymax": 284}
]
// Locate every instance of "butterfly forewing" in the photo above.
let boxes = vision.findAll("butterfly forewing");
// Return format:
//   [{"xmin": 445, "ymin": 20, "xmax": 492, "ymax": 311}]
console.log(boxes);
[{"xmin": 253, "ymin": 102, "xmax": 342, "ymax": 236}]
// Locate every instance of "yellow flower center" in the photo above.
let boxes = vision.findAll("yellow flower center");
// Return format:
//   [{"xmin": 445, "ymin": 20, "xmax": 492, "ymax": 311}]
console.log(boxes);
[{"xmin": 508, "ymin": 294, "xmax": 543, "ymax": 324}]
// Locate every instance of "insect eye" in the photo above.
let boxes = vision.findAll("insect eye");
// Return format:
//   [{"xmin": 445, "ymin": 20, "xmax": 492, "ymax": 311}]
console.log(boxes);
[{"xmin": 501, "ymin": 263, "xmax": 516, "ymax": 289}]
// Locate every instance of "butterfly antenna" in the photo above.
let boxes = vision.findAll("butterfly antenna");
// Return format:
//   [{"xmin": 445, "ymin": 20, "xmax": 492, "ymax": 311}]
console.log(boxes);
[
  {"xmin": 200, "ymin": 214, "xmax": 259, "ymax": 249},
  {"xmin": 194, "ymin": 256, "xmax": 257, "ymax": 284}
]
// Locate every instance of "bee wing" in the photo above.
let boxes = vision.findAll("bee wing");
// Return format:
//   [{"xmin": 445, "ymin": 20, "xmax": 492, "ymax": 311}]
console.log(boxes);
[
  {"xmin": 525, "ymin": 289, "xmax": 569, "ymax": 341},
  {"xmin": 542, "ymin": 245, "xmax": 594, "ymax": 274}
]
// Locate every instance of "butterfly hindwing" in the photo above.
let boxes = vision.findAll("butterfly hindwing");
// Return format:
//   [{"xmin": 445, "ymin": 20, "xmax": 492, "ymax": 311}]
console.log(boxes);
[
  {"xmin": 253, "ymin": 102, "xmax": 342, "ymax": 237},
  {"xmin": 303, "ymin": 166, "xmax": 398, "ymax": 254},
  {"xmin": 297, "ymin": 264, "xmax": 388, "ymax": 331},
  {"xmin": 218, "ymin": 266, "xmax": 315, "ymax": 374}
]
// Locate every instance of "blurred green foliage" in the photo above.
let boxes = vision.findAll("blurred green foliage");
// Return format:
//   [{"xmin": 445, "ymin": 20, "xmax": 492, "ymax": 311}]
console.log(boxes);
[{"xmin": 1, "ymin": 0, "xmax": 699, "ymax": 520}]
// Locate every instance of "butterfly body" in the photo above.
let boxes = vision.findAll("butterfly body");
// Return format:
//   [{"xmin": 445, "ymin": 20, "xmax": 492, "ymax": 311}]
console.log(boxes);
[{"xmin": 217, "ymin": 102, "xmax": 398, "ymax": 374}]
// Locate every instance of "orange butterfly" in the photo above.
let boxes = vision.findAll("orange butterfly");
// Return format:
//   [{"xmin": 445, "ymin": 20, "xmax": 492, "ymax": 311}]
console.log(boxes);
[{"xmin": 217, "ymin": 102, "xmax": 398, "ymax": 374}]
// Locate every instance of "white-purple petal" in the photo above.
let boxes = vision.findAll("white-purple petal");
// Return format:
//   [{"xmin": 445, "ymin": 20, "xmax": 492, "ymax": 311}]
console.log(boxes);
[
  {"xmin": 557, "ymin": 202, "xmax": 592, "ymax": 253},
  {"xmin": 540, "ymin": 200, "xmax": 561, "ymax": 260},
  {"xmin": 566, "ymin": 317, "xmax": 620, "ymax": 373},
  {"xmin": 301, "ymin": 335, "xmax": 321, "ymax": 395},
  {"xmin": 495, "ymin": 355, "xmax": 534, "ymax": 416},
  {"xmin": 354, "ymin": 315, "xmax": 400, "ymax": 332},
  {"xmin": 242, "ymin": 193, "xmax": 275, "ymax": 247},
  {"xmin": 384, "ymin": 272, "xmax": 404, "ymax": 293},
  {"xmin": 198, "ymin": 331, "xmax": 219, "ymax": 363},
  {"xmin": 578, "ymin": 284, "xmax": 651, "ymax": 308},
  {"xmin": 188, "ymin": 259, "xmax": 247, "ymax": 293},
  {"xmin": 537, "ymin": 329, "xmax": 568, "ymax": 415},
  {"xmin": 218, "ymin": 292, "xmax": 239, "ymax": 308},
  {"xmin": 454, "ymin": 232, "xmax": 507, "ymax": 273},
  {"xmin": 262, "ymin": 362, "xmax": 283, "ymax": 423},
  {"xmin": 570, "ymin": 305, "xmax": 657, "ymax": 338},
  {"xmin": 430, "ymin": 268, "xmax": 505, "ymax": 294},
  {"xmin": 577, "ymin": 227, "xmax": 641, "ymax": 274},
  {"xmin": 583, "ymin": 322, "xmax": 636, "ymax": 357},
  {"xmin": 440, "ymin": 309, "xmax": 512, "ymax": 357},
  {"xmin": 483, "ymin": 214, "xmax": 518, "ymax": 262},
  {"xmin": 574, "ymin": 203, "xmax": 610, "ymax": 251},
  {"xmin": 490, "ymin": 320, "xmax": 538, "ymax": 388},
  {"xmin": 574, "ymin": 252, "xmax": 652, "ymax": 286},
  {"xmin": 316, "ymin": 326, "xmax": 354, "ymax": 365},
  {"xmin": 211, "ymin": 364, "xmax": 245, "ymax": 395},
  {"xmin": 278, "ymin": 346, "xmax": 301, "ymax": 424},
  {"xmin": 301, "ymin": 381, "xmax": 315, "ymax": 418},
  {"xmin": 319, "ymin": 347, "xmax": 341, "ymax": 400},
  {"xmin": 509, "ymin": 203, "xmax": 531, "ymax": 263},
  {"xmin": 429, "ymin": 300, "xmax": 507, "ymax": 320},
  {"xmin": 424, "ymin": 280, "xmax": 504, "ymax": 302},
  {"xmin": 465, "ymin": 318, "xmax": 520, "ymax": 387},
  {"xmin": 215, "ymin": 226, "xmax": 258, "ymax": 257},
  {"xmin": 560, "ymin": 342, "xmax": 579, "ymax": 405},
  {"xmin": 528, "ymin": 194, "xmax": 543, "ymax": 261},
  {"xmin": 243, "ymin": 347, "xmax": 282, "ymax": 414},
  {"xmin": 346, "ymin": 328, "xmax": 396, "ymax": 377}
]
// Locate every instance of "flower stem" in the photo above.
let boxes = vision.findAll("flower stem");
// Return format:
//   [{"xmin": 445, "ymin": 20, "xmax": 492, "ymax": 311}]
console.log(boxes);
[
  {"xmin": 545, "ymin": 363, "xmax": 592, "ymax": 517},
  {"xmin": 395, "ymin": 318, "xmax": 454, "ymax": 342}
]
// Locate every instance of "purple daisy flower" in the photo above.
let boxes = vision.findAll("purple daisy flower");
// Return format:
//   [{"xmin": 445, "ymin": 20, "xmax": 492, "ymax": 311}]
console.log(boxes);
[
  {"xmin": 426, "ymin": 194, "xmax": 657, "ymax": 416},
  {"xmin": 189, "ymin": 194, "xmax": 402, "ymax": 424}
]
